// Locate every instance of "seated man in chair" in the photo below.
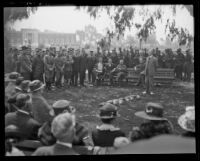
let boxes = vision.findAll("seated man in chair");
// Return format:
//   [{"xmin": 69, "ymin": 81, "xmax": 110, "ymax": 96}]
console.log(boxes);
[
  {"xmin": 110, "ymin": 59, "xmax": 127, "ymax": 86},
  {"xmin": 93, "ymin": 57, "xmax": 105, "ymax": 86}
]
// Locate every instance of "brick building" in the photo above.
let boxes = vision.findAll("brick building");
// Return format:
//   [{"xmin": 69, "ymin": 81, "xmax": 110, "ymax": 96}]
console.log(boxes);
[{"xmin": 5, "ymin": 28, "xmax": 79, "ymax": 48}]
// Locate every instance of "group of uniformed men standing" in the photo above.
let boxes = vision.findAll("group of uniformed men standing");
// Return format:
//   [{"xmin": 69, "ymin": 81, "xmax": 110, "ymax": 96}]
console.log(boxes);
[{"xmin": 6, "ymin": 45, "xmax": 193, "ymax": 91}]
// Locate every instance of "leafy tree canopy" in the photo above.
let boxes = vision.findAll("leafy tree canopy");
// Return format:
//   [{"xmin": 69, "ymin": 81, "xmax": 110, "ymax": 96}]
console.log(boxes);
[
  {"xmin": 76, "ymin": 5, "xmax": 193, "ymax": 47},
  {"xmin": 4, "ymin": 7, "xmax": 37, "ymax": 28}
]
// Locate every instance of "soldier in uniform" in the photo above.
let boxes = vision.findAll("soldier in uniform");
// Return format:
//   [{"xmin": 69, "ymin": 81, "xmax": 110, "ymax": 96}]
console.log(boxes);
[
  {"xmin": 129, "ymin": 102, "xmax": 173, "ymax": 142},
  {"xmin": 91, "ymin": 103, "xmax": 125, "ymax": 147},
  {"xmin": 93, "ymin": 57, "xmax": 105, "ymax": 86},
  {"xmin": 79, "ymin": 49, "xmax": 87, "ymax": 87},
  {"xmin": 87, "ymin": 51, "xmax": 96, "ymax": 84},
  {"xmin": 64, "ymin": 51, "xmax": 74, "ymax": 87},
  {"xmin": 18, "ymin": 46, "xmax": 32, "ymax": 80},
  {"xmin": 111, "ymin": 49, "xmax": 119, "ymax": 68},
  {"xmin": 135, "ymin": 56, "xmax": 146, "ymax": 87},
  {"xmin": 183, "ymin": 49, "xmax": 193, "ymax": 82},
  {"xmin": 105, "ymin": 58, "xmax": 115, "ymax": 85},
  {"xmin": 71, "ymin": 49, "xmax": 80, "ymax": 87},
  {"xmin": 32, "ymin": 49, "xmax": 44, "ymax": 82},
  {"xmin": 54, "ymin": 52, "xmax": 65, "ymax": 88},
  {"xmin": 44, "ymin": 50, "xmax": 55, "ymax": 91},
  {"xmin": 174, "ymin": 48, "xmax": 185, "ymax": 80}
]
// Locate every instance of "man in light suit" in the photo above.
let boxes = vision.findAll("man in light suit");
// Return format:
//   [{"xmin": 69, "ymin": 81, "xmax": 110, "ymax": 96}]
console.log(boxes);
[{"xmin": 143, "ymin": 49, "xmax": 158, "ymax": 95}]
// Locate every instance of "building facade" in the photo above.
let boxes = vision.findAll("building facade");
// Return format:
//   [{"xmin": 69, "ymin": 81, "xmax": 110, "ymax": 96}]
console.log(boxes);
[{"xmin": 6, "ymin": 28, "xmax": 79, "ymax": 49}]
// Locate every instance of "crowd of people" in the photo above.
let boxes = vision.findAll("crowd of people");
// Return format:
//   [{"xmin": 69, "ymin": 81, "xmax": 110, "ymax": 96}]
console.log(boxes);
[
  {"xmin": 4, "ymin": 45, "xmax": 195, "ymax": 155},
  {"xmin": 4, "ymin": 46, "xmax": 194, "ymax": 91},
  {"xmin": 4, "ymin": 72, "xmax": 195, "ymax": 155}
]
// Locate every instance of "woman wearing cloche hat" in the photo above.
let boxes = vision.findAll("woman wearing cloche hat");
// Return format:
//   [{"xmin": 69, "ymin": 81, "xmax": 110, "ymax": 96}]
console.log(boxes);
[
  {"xmin": 91, "ymin": 103, "xmax": 125, "ymax": 147},
  {"xmin": 129, "ymin": 102, "xmax": 174, "ymax": 142},
  {"xmin": 178, "ymin": 106, "xmax": 195, "ymax": 137}
]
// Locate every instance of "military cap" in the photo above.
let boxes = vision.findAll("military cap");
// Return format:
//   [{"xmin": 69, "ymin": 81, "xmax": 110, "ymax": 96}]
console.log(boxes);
[
  {"xmin": 21, "ymin": 46, "xmax": 28, "ymax": 50},
  {"xmin": 52, "ymin": 100, "xmax": 75, "ymax": 115},
  {"xmin": 135, "ymin": 102, "xmax": 167, "ymax": 120},
  {"xmin": 98, "ymin": 103, "xmax": 119, "ymax": 119}
]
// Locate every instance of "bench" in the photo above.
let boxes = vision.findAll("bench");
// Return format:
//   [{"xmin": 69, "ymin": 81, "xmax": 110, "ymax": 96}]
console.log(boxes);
[{"xmin": 126, "ymin": 68, "xmax": 175, "ymax": 85}]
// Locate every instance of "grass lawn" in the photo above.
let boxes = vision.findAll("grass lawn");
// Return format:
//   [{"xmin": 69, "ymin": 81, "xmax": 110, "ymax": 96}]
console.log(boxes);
[{"xmin": 43, "ymin": 81, "xmax": 194, "ymax": 136}]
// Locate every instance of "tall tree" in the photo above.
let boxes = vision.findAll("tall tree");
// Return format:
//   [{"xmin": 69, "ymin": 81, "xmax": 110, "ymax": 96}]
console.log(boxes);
[{"xmin": 76, "ymin": 5, "xmax": 193, "ymax": 47}]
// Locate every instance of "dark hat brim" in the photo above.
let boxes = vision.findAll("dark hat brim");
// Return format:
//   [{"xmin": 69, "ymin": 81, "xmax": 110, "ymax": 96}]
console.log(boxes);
[
  {"xmin": 30, "ymin": 84, "xmax": 45, "ymax": 92},
  {"xmin": 135, "ymin": 111, "xmax": 167, "ymax": 121},
  {"xmin": 97, "ymin": 113, "xmax": 121, "ymax": 119}
]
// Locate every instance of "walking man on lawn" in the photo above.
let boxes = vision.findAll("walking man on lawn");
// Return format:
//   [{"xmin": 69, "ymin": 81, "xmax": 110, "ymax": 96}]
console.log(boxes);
[{"xmin": 143, "ymin": 49, "xmax": 158, "ymax": 95}]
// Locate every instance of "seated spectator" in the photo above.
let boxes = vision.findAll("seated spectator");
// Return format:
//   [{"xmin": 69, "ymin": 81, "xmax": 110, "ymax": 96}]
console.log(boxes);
[
  {"xmin": 32, "ymin": 113, "xmax": 78, "ymax": 155},
  {"xmin": 91, "ymin": 103, "xmax": 125, "ymax": 147},
  {"xmin": 178, "ymin": 106, "xmax": 195, "ymax": 137},
  {"xmin": 5, "ymin": 125, "xmax": 25, "ymax": 156},
  {"xmin": 7, "ymin": 80, "xmax": 31, "ymax": 113},
  {"xmin": 129, "ymin": 102, "xmax": 173, "ymax": 142},
  {"xmin": 30, "ymin": 80, "xmax": 54, "ymax": 124},
  {"xmin": 110, "ymin": 59, "xmax": 127, "ymax": 86},
  {"xmin": 104, "ymin": 58, "xmax": 115, "ymax": 85},
  {"xmin": 135, "ymin": 56, "xmax": 146, "ymax": 87},
  {"xmin": 5, "ymin": 94, "xmax": 41, "ymax": 140},
  {"xmin": 93, "ymin": 57, "xmax": 105, "ymax": 86},
  {"xmin": 38, "ymin": 99, "xmax": 90, "ymax": 147},
  {"xmin": 5, "ymin": 72, "xmax": 21, "ymax": 99}
]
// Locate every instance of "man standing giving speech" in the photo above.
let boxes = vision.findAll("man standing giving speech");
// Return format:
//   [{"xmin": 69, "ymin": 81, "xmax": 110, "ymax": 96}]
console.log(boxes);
[{"xmin": 143, "ymin": 49, "xmax": 158, "ymax": 95}]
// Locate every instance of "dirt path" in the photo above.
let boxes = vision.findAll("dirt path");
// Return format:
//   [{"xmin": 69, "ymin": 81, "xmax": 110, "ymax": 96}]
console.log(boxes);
[{"xmin": 43, "ymin": 83, "xmax": 194, "ymax": 135}]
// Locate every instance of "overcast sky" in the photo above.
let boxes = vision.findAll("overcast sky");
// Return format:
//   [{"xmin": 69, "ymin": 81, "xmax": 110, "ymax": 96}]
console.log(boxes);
[{"xmin": 12, "ymin": 5, "xmax": 193, "ymax": 44}]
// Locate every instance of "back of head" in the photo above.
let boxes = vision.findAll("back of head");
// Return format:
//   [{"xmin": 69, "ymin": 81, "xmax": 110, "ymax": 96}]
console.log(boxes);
[
  {"xmin": 51, "ymin": 113, "xmax": 75, "ymax": 141},
  {"xmin": 16, "ymin": 93, "xmax": 30, "ymax": 109}
]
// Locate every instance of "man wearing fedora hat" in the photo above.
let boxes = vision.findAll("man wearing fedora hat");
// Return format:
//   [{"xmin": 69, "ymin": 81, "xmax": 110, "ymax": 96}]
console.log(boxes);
[
  {"xmin": 54, "ymin": 52, "xmax": 65, "ymax": 88},
  {"xmin": 44, "ymin": 51, "xmax": 55, "ymax": 91},
  {"xmin": 30, "ymin": 80, "xmax": 53, "ymax": 124},
  {"xmin": 5, "ymin": 93, "xmax": 41, "ymax": 140},
  {"xmin": 174, "ymin": 48, "xmax": 185, "ymax": 80},
  {"xmin": 38, "ymin": 100, "xmax": 90, "ymax": 147},
  {"xmin": 129, "ymin": 102, "xmax": 173, "ymax": 142},
  {"xmin": 32, "ymin": 49, "xmax": 44, "ymax": 82},
  {"xmin": 91, "ymin": 103, "xmax": 125, "ymax": 147},
  {"xmin": 183, "ymin": 49, "xmax": 193, "ymax": 82},
  {"xmin": 18, "ymin": 46, "xmax": 32, "ymax": 80}
]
